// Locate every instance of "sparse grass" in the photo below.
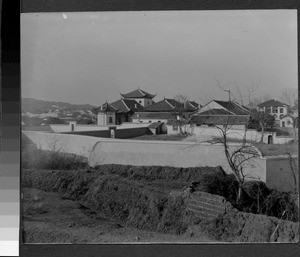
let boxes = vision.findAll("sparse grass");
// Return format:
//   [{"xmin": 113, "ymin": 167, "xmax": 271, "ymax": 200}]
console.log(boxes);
[
  {"xmin": 254, "ymin": 141, "xmax": 298, "ymax": 156},
  {"xmin": 23, "ymin": 164, "xmax": 298, "ymax": 223},
  {"xmin": 22, "ymin": 146, "xmax": 88, "ymax": 170}
]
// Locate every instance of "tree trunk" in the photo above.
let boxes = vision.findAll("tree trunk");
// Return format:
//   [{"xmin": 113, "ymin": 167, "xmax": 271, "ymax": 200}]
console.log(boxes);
[
  {"xmin": 260, "ymin": 125, "xmax": 264, "ymax": 142},
  {"xmin": 237, "ymin": 185, "xmax": 242, "ymax": 204}
]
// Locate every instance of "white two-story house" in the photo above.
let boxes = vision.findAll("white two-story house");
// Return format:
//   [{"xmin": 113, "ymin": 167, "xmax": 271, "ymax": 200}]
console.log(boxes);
[{"xmin": 257, "ymin": 99, "xmax": 290, "ymax": 127}]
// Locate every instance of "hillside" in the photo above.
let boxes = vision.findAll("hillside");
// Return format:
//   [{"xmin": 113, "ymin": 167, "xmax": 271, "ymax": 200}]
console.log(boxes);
[
  {"xmin": 22, "ymin": 98, "xmax": 95, "ymax": 114},
  {"xmin": 22, "ymin": 98, "xmax": 96, "ymax": 126}
]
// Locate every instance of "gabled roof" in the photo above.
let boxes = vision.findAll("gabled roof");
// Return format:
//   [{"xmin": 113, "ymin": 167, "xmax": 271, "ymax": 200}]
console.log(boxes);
[
  {"xmin": 143, "ymin": 98, "xmax": 198, "ymax": 112},
  {"xmin": 214, "ymin": 100, "xmax": 250, "ymax": 115},
  {"xmin": 195, "ymin": 108, "xmax": 233, "ymax": 116},
  {"xmin": 120, "ymin": 88, "xmax": 156, "ymax": 99},
  {"xmin": 143, "ymin": 98, "xmax": 177, "ymax": 111},
  {"xmin": 110, "ymin": 99, "xmax": 144, "ymax": 113},
  {"xmin": 96, "ymin": 102, "xmax": 119, "ymax": 113},
  {"xmin": 258, "ymin": 99, "xmax": 288, "ymax": 107},
  {"xmin": 189, "ymin": 115, "xmax": 250, "ymax": 126},
  {"xmin": 187, "ymin": 101, "xmax": 200, "ymax": 109}
]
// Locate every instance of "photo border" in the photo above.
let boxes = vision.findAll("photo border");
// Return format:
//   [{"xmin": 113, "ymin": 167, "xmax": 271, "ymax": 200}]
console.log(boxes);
[{"xmin": 13, "ymin": 0, "xmax": 300, "ymax": 256}]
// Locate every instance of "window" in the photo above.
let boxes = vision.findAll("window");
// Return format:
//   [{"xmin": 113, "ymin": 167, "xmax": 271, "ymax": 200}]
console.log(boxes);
[
  {"xmin": 149, "ymin": 121, "xmax": 151, "ymax": 123},
  {"xmin": 266, "ymin": 106, "xmax": 271, "ymax": 113},
  {"xmin": 173, "ymin": 125, "xmax": 179, "ymax": 131},
  {"xmin": 287, "ymin": 120, "xmax": 291, "ymax": 125},
  {"xmin": 280, "ymin": 108, "xmax": 284, "ymax": 114},
  {"xmin": 273, "ymin": 107, "xmax": 278, "ymax": 113},
  {"xmin": 139, "ymin": 101, "xmax": 142, "ymax": 103},
  {"xmin": 108, "ymin": 117, "xmax": 113, "ymax": 124}
]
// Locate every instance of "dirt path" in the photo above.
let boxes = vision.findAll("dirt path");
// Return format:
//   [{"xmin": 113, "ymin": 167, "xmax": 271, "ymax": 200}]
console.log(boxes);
[{"xmin": 22, "ymin": 188, "xmax": 216, "ymax": 244}]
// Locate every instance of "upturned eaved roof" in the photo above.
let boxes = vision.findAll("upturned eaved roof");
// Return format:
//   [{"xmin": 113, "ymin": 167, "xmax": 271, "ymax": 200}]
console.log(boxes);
[
  {"xmin": 120, "ymin": 88, "xmax": 156, "ymax": 99},
  {"xmin": 214, "ymin": 100, "xmax": 250, "ymax": 115},
  {"xmin": 189, "ymin": 115, "xmax": 250, "ymax": 126},
  {"xmin": 257, "ymin": 99, "xmax": 288, "ymax": 107},
  {"xmin": 110, "ymin": 99, "xmax": 144, "ymax": 113}
]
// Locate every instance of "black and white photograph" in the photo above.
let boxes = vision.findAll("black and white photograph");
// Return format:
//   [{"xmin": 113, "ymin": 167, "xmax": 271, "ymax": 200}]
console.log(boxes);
[{"xmin": 21, "ymin": 10, "xmax": 298, "ymax": 244}]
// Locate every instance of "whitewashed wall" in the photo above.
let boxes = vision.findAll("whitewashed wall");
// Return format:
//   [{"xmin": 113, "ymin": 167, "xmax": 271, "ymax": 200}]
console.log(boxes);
[{"xmin": 50, "ymin": 124, "xmax": 117, "ymax": 133}]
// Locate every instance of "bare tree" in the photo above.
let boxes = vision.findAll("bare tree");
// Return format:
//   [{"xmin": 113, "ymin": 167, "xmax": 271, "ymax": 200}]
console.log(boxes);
[
  {"xmin": 173, "ymin": 95, "xmax": 190, "ymax": 134},
  {"xmin": 280, "ymin": 88, "xmax": 297, "ymax": 107},
  {"xmin": 212, "ymin": 120, "xmax": 261, "ymax": 203},
  {"xmin": 194, "ymin": 82, "xmax": 262, "ymax": 203},
  {"xmin": 250, "ymin": 109, "xmax": 275, "ymax": 142}
]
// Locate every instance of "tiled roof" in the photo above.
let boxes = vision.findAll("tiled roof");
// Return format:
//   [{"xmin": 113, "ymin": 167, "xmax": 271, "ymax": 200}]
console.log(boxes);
[
  {"xmin": 214, "ymin": 100, "xmax": 250, "ymax": 115},
  {"xmin": 196, "ymin": 108, "xmax": 233, "ymax": 116},
  {"xmin": 143, "ymin": 98, "xmax": 198, "ymax": 112},
  {"xmin": 189, "ymin": 115, "xmax": 250, "ymax": 125},
  {"xmin": 120, "ymin": 88, "xmax": 156, "ymax": 99},
  {"xmin": 187, "ymin": 101, "xmax": 200, "ymax": 110},
  {"xmin": 257, "ymin": 99, "xmax": 288, "ymax": 107},
  {"xmin": 110, "ymin": 99, "xmax": 144, "ymax": 113},
  {"xmin": 143, "ymin": 99, "xmax": 176, "ymax": 111},
  {"xmin": 97, "ymin": 102, "xmax": 119, "ymax": 113}
]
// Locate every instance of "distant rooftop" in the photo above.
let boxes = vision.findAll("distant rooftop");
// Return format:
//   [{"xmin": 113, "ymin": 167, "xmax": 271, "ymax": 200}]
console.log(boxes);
[
  {"xmin": 257, "ymin": 99, "xmax": 288, "ymax": 107},
  {"xmin": 143, "ymin": 98, "xmax": 198, "ymax": 112},
  {"xmin": 110, "ymin": 99, "xmax": 144, "ymax": 113},
  {"xmin": 214, "ymin": 100, "xmax": 250, "ymax": 115},
  {"xmin": 120, "ymin": 88, "xmax": 156, "ymax": 99}
]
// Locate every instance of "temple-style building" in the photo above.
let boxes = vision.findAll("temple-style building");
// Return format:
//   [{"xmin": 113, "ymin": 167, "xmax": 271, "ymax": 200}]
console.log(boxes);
[
  {"xmin": 120, "ymin": 88, "xmax": 156, "ymax": 108},
  {"xmin": 95, "ymin": 88, "xmax": 156, "ymax": 125}
]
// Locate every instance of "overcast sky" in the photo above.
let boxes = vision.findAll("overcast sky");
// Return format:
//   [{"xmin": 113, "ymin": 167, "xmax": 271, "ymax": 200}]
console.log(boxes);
[{"xmin": 21, "ymin": 10, "xmax": 297, "ymax": 106}]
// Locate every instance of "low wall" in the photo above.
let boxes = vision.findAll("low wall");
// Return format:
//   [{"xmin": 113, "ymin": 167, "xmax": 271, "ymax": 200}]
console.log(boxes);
[
  {"xmin": 186, "ymin": 127, "xmax": 260, "ymax": 142},
  {"xmin": 265, "ymin": 155, "xmax": 299, "ymax": 192},
  {"xmin": 114, "ymin": 127, "xmax": 150, "ymax": 139},
  {"xmin": 50, "ymin": 124, "xmax": 114, "ymax": 132},
  {"xmin": 22, "ymin": 131, "xmax": 100, "ymax": 158},
  {"xmin": 62, "ymin": 130, "xmax": 111, "ymax": 138},
  {"xmin": 117, "ymin": 122, "xmax": 150, "ymax": 129},
  {"xmin": 89, "ymin": 139, "xmax": 265, "ymax": 181},
  {"xmin": 25, "ymin": 131, "xmax": 300, "ymax": 189},
  {"xmin": 178, "ymin": 126, "xmax": 293, "ymax": 145},
  {"xmin": 62, "ymin": 127, "xmax": 150, "ymax": 139}
]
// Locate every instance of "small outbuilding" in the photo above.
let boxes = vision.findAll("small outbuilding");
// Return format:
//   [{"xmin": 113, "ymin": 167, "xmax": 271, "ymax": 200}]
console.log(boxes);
[{"xmin": 148, "ymin": 122, "xmax": 167, "ymax": 135}]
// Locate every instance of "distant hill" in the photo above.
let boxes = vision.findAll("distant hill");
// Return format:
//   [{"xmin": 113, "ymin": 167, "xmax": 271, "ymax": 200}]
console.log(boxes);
[
  {"xmin": 22, "ymin": 98, "xmax": 95, "ymax": 114},
  {"xmin": 21, "ymin": 98, "xmax": 96, "ymax": 126}
]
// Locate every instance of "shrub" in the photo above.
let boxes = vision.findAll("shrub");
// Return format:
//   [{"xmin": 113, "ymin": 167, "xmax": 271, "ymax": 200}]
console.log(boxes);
[{"xmin": 22, "ymin": 147, "xmax": 88, "ymax": 170}]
